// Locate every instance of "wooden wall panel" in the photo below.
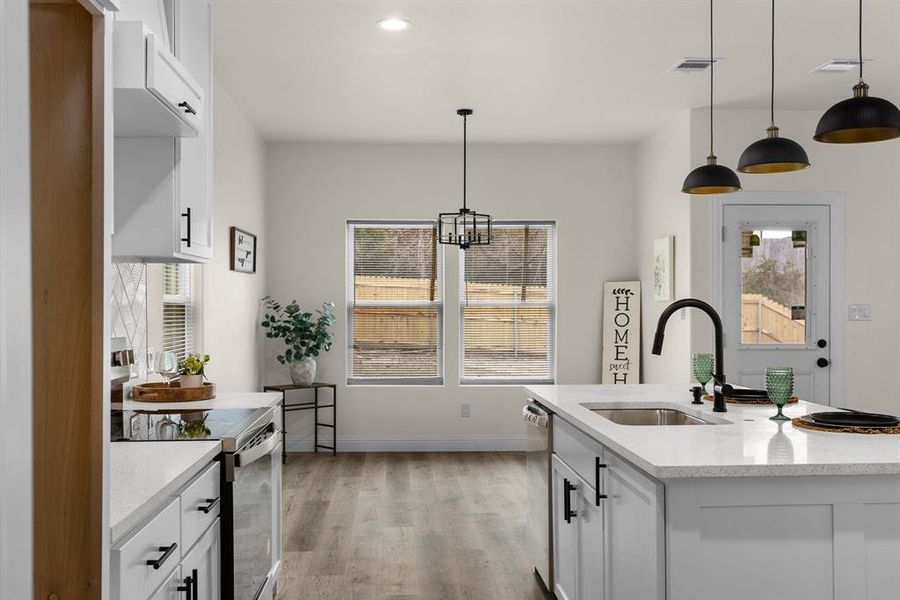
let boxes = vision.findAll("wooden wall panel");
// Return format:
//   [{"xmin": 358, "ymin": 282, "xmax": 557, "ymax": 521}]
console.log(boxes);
[{"xmin": 30, "ymin": 2, "xmax": 103, "ymax": 598}]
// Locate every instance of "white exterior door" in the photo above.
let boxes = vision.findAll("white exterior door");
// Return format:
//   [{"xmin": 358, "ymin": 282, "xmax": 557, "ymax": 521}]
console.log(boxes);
[{"xmin": 722, "ymin": 203, "xmax": 832, "ymax": 404}]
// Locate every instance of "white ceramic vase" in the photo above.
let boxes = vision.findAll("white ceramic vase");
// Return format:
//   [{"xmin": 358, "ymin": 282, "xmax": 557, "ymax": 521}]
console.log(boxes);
[
  {"xmin": 181, "ymin": 374, "xmax": 203, "ymax": 388},
  {"xmin": 290, "ymin": 356, "xmax": 317, "ymax": 386}
]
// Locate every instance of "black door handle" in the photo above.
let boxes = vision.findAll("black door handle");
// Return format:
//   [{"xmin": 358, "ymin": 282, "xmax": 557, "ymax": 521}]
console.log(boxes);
[
  {"xmin": 563, "ymin": 478, "xmax": 577, "ymax": 523},
  {"xmin": 594, "ymin": 457, "xmax": 608, "ymax": 506},
  {"xmin": 176, "ymin": 569, "xmax": 195, "ymax": 599},
  {"xmin": 181, "ymin": 207, "xmax": 191, "ymax": 247},
  {"xmin": 198, "ymin": 497, "xmax": 220, "ymax": 514},
  {"xmin": 817, "ymin": 339, "xmax": 827, "ymax": 348},
  {"xmin": 145, "ymin": 542, "xmax": 177, "ymax": 570},
  {"xmin": 817, "ymin": 357, "xmax": 830, "ymax": 368},
  {"xmin": 178, "ymin": 100, "xmax": 197, "ymax": 115}
]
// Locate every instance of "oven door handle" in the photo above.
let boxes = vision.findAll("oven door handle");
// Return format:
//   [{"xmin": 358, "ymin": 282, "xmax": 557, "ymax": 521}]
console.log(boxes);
[{"xmin": 234, "ymin": 427, "xmax": 281, "ymax": 467}]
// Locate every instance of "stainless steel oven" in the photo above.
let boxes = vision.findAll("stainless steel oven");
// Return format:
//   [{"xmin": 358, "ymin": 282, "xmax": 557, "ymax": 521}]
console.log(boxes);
[{"xmin": 221, "ymin": 408, "xmax": 282, "ymax": 600}]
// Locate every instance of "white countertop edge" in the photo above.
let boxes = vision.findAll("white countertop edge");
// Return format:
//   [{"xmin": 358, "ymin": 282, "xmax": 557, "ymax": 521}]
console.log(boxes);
[
  {"xmin": 524, "ymin": 384, "xmax": 900, "ymax": 480},
  {"xmin": 118, "ymin": 390, "xmax": 282, "ymax": 412},
  {"xmin": 110, "ymin": 441, "xmax": 222, "ymax": 544}
]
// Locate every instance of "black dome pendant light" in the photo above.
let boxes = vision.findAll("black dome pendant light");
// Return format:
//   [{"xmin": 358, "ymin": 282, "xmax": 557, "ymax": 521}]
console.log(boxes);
[
  {"xmin": 438, "ymin": 109, "xmax": 492, "ymax": 250},
  {"xmin": 683, "ymin": 0, "xmax": 741, "ymax": 194},
  {"xmin": 738, "ymin": 0, "xmax": 810, "ymax": 173},
  {"xmin": 814, "ymin": 0, "xmax": 900, "ymax": 143}
]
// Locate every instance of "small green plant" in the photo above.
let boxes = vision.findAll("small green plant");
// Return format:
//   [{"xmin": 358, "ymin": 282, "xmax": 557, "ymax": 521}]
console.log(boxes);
[
  {"xmin": 178, "ymin": 353, "xmax": 210, "ymax": 377},
  {"xmin": 260, "ymin": 297, "xmax": 336, "ymax": 365}
]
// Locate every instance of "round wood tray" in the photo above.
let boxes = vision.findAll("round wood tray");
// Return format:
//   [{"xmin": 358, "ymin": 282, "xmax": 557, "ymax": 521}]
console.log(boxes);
[
  {"xmin": 704, "ymin": 394, "xmax": 798, "ymax": 405},
  {"xmin": 132, "ymin": 381, "xmax": 216, "ymax": 403}
]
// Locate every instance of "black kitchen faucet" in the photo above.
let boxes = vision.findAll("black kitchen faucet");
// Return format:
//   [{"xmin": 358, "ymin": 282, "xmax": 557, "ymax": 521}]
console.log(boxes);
[{"xmin": 652, "ymin": 298, "xmax": 727, "ymax": 413}]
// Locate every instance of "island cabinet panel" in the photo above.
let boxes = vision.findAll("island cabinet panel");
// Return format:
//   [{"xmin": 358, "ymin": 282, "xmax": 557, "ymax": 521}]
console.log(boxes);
[
  {"xmin": 603, "ymin": 451, "xmax": 665, "ymax": 600},
  {"xmin": 665, "ymin": 475, "xmax": 900, "ymax": 600},
  {"xmin": 551, "ymin": 455, "xmax": 605, "ymax": 600}
]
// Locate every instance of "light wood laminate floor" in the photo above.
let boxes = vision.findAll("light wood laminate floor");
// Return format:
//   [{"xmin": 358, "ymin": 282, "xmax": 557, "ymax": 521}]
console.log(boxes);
[{"xmin": 277, "ymin": 452, "xmax": 551, "ymax": 600}]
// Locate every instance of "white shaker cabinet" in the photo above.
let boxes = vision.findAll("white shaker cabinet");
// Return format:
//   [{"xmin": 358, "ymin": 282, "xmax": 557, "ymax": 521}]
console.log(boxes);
[
  {"xmin": 552, "ymin": 455, "xmax": 605, "ymax": 600},
  {"xmin": 181, "ymin": 520, "xmax": 220, "ymax": 600},
  {"xmin": 148, "ymin": 567, "xmax": 183, "ymax": 600},
  {"xmin": 113, "ymin": 0, "xmax": 213, "ymax": 263}
]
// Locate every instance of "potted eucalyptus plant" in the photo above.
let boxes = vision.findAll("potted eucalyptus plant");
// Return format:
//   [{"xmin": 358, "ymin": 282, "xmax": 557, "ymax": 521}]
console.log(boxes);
[{"xmin": 261, "ymin": 297, "xmax": 335, "ymax": 385}]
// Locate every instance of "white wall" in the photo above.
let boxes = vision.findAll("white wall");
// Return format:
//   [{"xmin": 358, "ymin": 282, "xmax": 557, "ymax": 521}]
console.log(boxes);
[
  {"xmin": 201, "ymin": 81, "xmax": 267, "ymax": 391},
  {"xmin": 264, "ymin": 143, "xmax": 638, "ymax": 450},
  {"xmin": 0, "ymin": 1, "xmax": 33, "ymax": 596},
  {"xmin": 636, "ymin": 112, "xmax": 693, "ymax": 384},
  {"xmin": 689, "ymin": 108, "xmax": 900, "ymax": 414}
]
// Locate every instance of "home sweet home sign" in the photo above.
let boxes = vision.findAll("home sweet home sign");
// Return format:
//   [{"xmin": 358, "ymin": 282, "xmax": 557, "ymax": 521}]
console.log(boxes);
[{"xmin": 601, "ymin": 281, "xmax": 641, "ymax": 384}]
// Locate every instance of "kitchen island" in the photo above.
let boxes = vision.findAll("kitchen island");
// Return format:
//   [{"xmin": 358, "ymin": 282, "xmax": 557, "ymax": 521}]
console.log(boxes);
[{"xmin": 526, "ymin": 384, "xmax": 900, "ymax": 600}]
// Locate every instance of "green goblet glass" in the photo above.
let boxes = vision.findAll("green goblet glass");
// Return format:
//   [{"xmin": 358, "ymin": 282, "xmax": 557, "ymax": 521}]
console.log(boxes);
[
  {"xmin": 691, "ymin": 353, "xmax": 714, "ymax": 395},
  {"xmin": 766, "ymin": 367, "xmax": 794, "ymax": 421}
]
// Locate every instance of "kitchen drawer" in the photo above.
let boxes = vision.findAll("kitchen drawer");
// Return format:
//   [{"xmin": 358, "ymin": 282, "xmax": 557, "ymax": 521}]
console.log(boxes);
[
  {"xmin": 180, "ymin": 461, "xmax": 220, "ymax": 554},
  {"xmin": 111, "ymin": 497, "xmax": 181, "ymax": 600},
  {"xmin": 146, "ymin": 32, "xmax": 204, "ymax": 134},
  {"xmin": 553, "ymin": 417, "xmax": 605, "ymax": 494}
]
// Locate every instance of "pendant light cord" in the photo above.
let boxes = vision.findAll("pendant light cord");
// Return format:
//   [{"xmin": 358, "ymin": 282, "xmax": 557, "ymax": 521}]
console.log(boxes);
[
  {"xmin": 709, "ymin": 0, "xmax": 714, "ymax": 157},
  {"xmin": 858, "ymin": 0, "xmax": 863, "ymax": 80},
  {"xmin": 770, "ymin": 0, "xmax": 775, "ymax": 124},
  {"xmin": 462, "ymin": 113, "xmax": 468, "ymax": 211}
]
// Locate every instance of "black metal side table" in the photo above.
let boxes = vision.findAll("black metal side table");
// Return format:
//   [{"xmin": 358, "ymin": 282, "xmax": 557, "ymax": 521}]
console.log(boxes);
[{"xmin": 263, "ymin": 382, "xmax": 337, "ymax": 462}]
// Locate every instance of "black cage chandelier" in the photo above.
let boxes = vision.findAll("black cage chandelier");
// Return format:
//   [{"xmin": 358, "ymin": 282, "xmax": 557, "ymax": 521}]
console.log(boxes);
[{"xmin": 438, "ymin": 108, "xmax": 492, "ymax": 250}]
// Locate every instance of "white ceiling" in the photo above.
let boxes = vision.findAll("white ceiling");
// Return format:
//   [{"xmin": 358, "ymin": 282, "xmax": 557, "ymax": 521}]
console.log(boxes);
[{"xmin": 213, "ymin": 0, "xmax": 900, "ymax": 143}]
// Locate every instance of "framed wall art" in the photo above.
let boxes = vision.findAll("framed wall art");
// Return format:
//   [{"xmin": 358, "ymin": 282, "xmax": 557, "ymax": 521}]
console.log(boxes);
[{"xmin": 230, "ymin": 226, "xmax": 257, "ymax": 274}]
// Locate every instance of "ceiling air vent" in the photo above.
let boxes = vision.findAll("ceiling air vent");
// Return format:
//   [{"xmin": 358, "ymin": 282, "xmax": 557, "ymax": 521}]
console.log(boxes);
[
  {"xmin": 810, "ymin": 58, "xmax": 867, "ymax": 74},
  {"xmin": 669, "ymin": 58, "xmax": 720, "ymax": 73}
]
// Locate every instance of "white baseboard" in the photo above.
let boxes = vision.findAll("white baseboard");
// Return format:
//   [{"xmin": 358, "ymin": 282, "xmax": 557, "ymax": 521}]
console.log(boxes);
[{"xmin": 285, "ymin": 436, "xmax": 526, "ymax": 453}]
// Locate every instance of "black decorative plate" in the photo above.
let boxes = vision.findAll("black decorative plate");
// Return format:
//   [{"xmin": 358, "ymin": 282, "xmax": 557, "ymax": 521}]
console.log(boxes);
[{"xmin": 808, "ymin": 411, "xmax": 900, "ymax": 428}]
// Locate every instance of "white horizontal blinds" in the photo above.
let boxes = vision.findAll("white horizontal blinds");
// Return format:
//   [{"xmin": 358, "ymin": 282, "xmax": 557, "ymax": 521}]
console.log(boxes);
[
  {"xmin": 460, "ymin": 222, "xmax": 556, "ymax": 384},
  {"xmin": 347, "ymin": 222, "xmax": 443, "ymax": 384},
  {"xmin": 162, "ymin": 263, "xmax": 194, "ymax": 361}
]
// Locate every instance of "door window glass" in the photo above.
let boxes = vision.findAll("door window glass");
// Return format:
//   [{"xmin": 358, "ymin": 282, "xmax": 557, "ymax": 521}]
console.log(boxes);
[{"xmin": 740, "ymin": 228, "xmax": 807, "ymax": 344}]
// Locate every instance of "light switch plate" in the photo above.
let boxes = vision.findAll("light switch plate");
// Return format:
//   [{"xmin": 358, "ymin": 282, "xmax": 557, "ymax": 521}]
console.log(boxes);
[
  {"xmin": 848, "ymin": 304, "xmax": 871, "ymax": 321},
  {"xmin": 460, "ymin": 403, "xmax": 471, "ymax": 418}
]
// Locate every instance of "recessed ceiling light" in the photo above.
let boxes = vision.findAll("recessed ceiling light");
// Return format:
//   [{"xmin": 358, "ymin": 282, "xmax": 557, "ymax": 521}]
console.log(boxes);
[
  {"xmin": 376, "ymin": 18, "xmax": 411, "ymax": 32},
  {"xmin": 810, "ymin": 59, "xmax": 869, "ymax": 74}
]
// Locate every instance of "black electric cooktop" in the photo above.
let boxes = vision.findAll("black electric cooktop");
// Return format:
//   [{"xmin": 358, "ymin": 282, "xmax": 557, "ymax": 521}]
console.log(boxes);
[{"xmin": 112, "ymin": 408, "xmax": 262, "ymax": 442}]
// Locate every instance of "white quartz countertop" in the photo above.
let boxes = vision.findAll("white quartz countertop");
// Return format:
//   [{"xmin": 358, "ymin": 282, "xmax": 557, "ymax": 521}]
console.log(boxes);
[
  {"xmin": 525, "ymin": 384, "xmax": 900, "ymax": 479},
  {"xmin": 110, "ymin": 441, "xmax": 221, "ymax": 543},
  {"xmin": 119, "ymin": 390, "xmax": 281, "ymax": 412}
]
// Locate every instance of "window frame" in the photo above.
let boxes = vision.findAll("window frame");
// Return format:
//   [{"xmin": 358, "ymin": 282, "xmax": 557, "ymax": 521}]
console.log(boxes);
[
  {"xmin": 346, "ymin": 220, "xmax": 445, "ymax": 386},
  {"xmin": 161, "ymin": 263, "xmax": 194, "ymax": 361},
  {"xmin": 458, "ymin": 220, "xmax": 557, "ymax": 386}
]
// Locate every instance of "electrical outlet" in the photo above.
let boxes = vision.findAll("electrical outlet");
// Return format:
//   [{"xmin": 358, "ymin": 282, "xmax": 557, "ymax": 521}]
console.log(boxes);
[{"xmin": 460, "ymin": 403, "xmax": 471, "ymax": 418}]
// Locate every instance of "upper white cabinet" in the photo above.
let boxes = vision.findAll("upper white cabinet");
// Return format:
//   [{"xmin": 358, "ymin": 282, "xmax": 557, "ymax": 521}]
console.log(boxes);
[
  {"xmin": 114, "ymin": 21, "xmax": 204, "ymax": 137},
  {"xmin": 113, "ymin": 0, "xmax": 213, "ymax": 262}
]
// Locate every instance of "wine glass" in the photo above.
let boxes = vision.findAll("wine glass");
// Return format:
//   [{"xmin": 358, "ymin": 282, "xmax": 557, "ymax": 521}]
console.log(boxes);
[
  {"xmin": 155, "ymin": 351, "xmax": 178, "ymax": 385},
  {"xmin": 691, "ymin": 353, "xmax": 714, "ymax": 396},
  {"xmin": 766, "ymin": 367, "xmax": 794, "ymax": 421}
]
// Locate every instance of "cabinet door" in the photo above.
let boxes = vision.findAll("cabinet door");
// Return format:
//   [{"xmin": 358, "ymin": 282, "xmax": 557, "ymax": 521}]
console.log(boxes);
[
  {"xmin": 173, "ymin": 0, "xmax": 213, "ymax": 260},
  {"xmin": 181, "ymin": 519, "xmax": 221, "ymax": 600},
  {"xmin": 552, "ymin": 456, "xmax": 578, "ymax": 600},
  {"xmin": 149, "ymin": 566, "xmax": 182, "ymax": 600},
  {"xmin": 604, "ymin": 452, "xmax": 665, "ymax": 600},
  {"xmin": 576, "ymin": 483, "xmax": 604, "ymax": 600}
]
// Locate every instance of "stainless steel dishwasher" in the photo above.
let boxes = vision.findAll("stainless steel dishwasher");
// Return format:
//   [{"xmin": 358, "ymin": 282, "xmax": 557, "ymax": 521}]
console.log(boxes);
[{"xmin": 524, "ymin": 400, "xmax": 553, "ymax": 591}]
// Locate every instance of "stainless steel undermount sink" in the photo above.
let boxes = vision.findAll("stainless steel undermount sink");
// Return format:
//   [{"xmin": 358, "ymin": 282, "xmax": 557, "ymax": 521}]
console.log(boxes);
[{"xmin": 590, "ymin": 408, "xmax": 713, "ymax": 426}]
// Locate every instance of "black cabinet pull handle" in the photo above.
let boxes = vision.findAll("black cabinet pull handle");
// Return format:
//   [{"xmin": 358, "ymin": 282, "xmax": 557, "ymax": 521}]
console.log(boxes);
[
  {"xmin": 146, "ymin": 542, "xmax": 177, "ymax": 570},
  {"xmin": 198, "ymin": 497, "xmax": 220, "ymax": 514},
  {"xmin": 181, "ymin": 207, "xmax": 192, "ymax": 247},
  {"xmin": 178, "ymin": 101, "xmax": 197, "ymax": 115},
  {"xmin": 563, "ymin": 478, "xmax": 577, "ymax": 523},
  {"xmin": 595, "ymin": 458, "xmax": 608, "ymax": 506},
  {"xmin": 176, "ymin": 569, "xmax": 196, "ymax": 599}
]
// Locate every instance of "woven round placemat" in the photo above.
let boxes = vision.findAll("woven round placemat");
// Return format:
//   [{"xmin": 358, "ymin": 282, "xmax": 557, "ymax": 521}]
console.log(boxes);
[
  {"xmin": 791, "ymin": 416, "xmax": 900, "ymax": 435},
  {"xmin": 703, "ymin": 394, "xmax": 798, "ymax": 405}
]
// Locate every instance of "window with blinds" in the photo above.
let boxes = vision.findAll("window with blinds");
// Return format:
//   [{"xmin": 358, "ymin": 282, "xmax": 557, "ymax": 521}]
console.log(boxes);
[
  {"xmin": 347, "ymin": 221, "xmax": 443, "ymax": 385},
  {"xmin": 460, "ymin": 222, "xmax": 556, "ymax": 384},
  {"xmin": 162, "ymin": 263, "xmax": 194, "ymax": 360}
]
